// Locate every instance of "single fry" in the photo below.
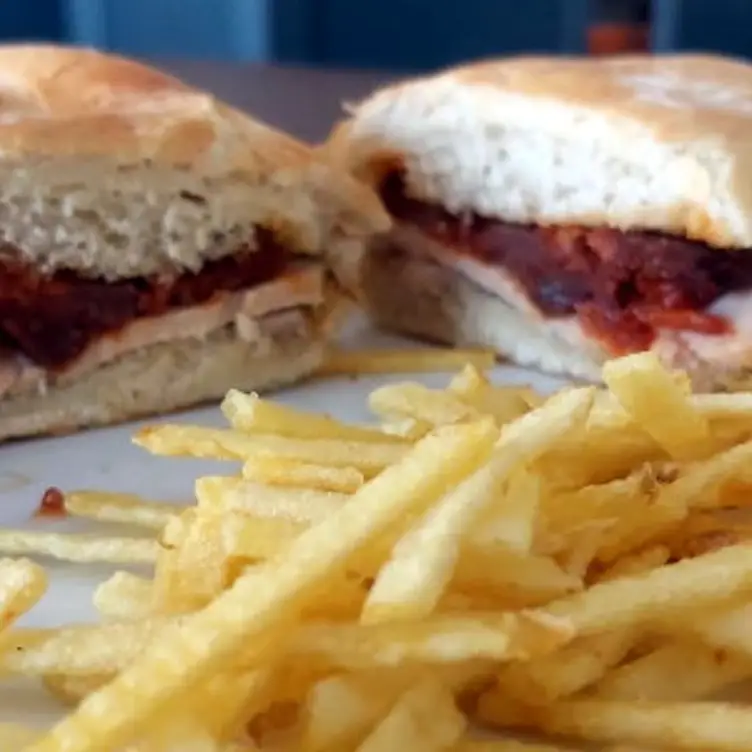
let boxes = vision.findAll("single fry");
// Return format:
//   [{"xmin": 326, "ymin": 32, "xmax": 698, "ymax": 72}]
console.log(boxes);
[
  {"xmin": 135, "ymin": 425, "xmax": 407, "ymax": 477},
  {"xmin": 476, "ymin": 468, "xmax": 540, "ymax": 553},
  {"xmin": 602, "ymin": 352, "xmax": 712, "ymax": 461},
  {"xmin": 26, "ymin": 421, "xmax": 496, "ymax": 752},
  {"xmin": 380, "ymin": 417, "xmax": 433, "ymax": 441},
  {"xmin": 449, "ymin": 365, "xmax": 531, "ymax": 426},
  {"xmin": 242, "ymin": 456, "xmax": 364, "ymax": 493},
  {"xmin": 152, "ymin": 511, "xmax": 234, "ymax": 613},
  {"xmin": 355, "ymin": 678, "xmax": 466, "ymax": 752},
  {"xmin": 318, "ymin": 347, "xmax": 495, "ymax": 375},
  {"xmin": 300, "ymin": 673, "xmax": 403, "ymax": 752},
  {"xmin": 594, "ymin": 640, "xmax": 752, "ymax": 701},
  {"xmin": 0, "ymin": 557, "xmax": 47, "ymax": 630},
  {"xmin": 369, "ymin": 382, "xmax": 482, "ymax": 427},
  {"xmin": 452, "ymin": 547, "xmax": 582, "ymax": 608},
  {"xmin": 526, "ymin": 698, "xmax": 752, "ymax": 751},
  {"xmin": 196, "ymin": 476, "xmax": 347, "ymax": 523},
  {"xmin": 64, "ymin": 491, "xmax": 177, "ymax": 530},
  {"xmin": 0, "ymin": 531, "xmax": 157, "ymax": 566},
  {"xmin": 221, "ymin": 389, "xmax": 403, "ymax": 443},
  {"xmin": 542, "ymin": 543, "xmax": 752, "ymax": 636},
  {"xmin": 499, "ymin": 630, "xmax": 636, "ymax": 707},
  {"xmin": 292, "ymin": 612, "xmax": 572, "ymax": 670},
  {"xmin": 94, "ymin": 572, "xmax": 154, "ymax": 621},
  {"xmin": 1, "ymin": 619, "xmax": 171, "ymax": 675},
  {"xmin": 680, "ymin": 602, "xmax": 752, "ymax": 658}
]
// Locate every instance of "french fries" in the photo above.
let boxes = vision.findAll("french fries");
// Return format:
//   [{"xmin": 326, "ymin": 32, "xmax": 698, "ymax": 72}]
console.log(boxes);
[
  {"xmin": 318, "ymin": 347, "xmax": 496, "ymax": 375},
  {"xmin": 241, "ymin": 456, "xmax": 365, "ymax": 493},
  {"xmin": 0, "ymin": 531, "xmax": 158, "ymax": 565},
  {"xmin": 13, "ymin": 350, "xmax": 752, "ymax": 751},
  {"xmin": 221, "ymin": 389, "xmax": 402, "ymax": 444},
  {"xmin": 63, "ymin": 491, "xmax": 177, "ymax": 531},
  {"xmin": 93, "ymin": 572, "xmax": 154, "ymax": 621},
  {"xmin": 136, "ymin": 426, "xmax": 407, "ymax": 477},
  {"xmin": 0, "ymin": 558, "xmax": 46, "ymax": 630},
  {"xmin": 602, "ymin": 353, "xmax": 713, "ymax": 460}
]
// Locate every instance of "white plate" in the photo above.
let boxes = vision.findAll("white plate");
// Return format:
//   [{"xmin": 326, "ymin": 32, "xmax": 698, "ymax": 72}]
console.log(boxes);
[{"xmin": 0, "ymin": 318, "xmax": 569, "ymax": 729}]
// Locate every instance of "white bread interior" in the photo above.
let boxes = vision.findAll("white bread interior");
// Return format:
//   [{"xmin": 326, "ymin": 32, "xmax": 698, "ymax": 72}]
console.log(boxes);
[
  {"xmin": 327, "ymin": 54, "xmax": 752, "ymax": 249},
  {"xmin": 0, "ymin": 45, "xmax": 388, "ymax": 279},
  {"xmin": 0, "ymin": 309, "xmax": 323, "ymax": 442}
]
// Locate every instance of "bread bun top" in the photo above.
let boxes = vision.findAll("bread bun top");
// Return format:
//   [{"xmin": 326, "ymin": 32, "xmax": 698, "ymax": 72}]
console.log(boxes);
[
  {"xmin": 327, "ymin": 54, "xmax": 752, "ymax": 249},
  {"xmin": 0, "ymin": 44, "xmax": 388, "ymax": 279}
]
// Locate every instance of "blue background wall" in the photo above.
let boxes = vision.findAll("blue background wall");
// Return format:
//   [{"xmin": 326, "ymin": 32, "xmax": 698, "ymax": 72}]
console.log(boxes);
[{"xmin": 0, "ymin": 0, "xmax": 750, "ymax": 69}]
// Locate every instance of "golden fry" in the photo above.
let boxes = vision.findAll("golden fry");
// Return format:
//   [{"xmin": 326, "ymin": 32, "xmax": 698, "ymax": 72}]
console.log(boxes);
[
  {"xmin": 318, "ymin": 347, "xmax": 495, "ymax": 375},
  {"xmin": 0, "ymin": 557, "xmax": 47, "ymax": 629},
  {"xmin": 0, "ymin": 531, "xmax": 157, "ymax": 565},
  {"xmin": 64, "ymin": 491, "xmax": 177, "ymax": 530},
  {"xmin": 241, "ymin": 456, "xmax": 364, "ymax": 493}
]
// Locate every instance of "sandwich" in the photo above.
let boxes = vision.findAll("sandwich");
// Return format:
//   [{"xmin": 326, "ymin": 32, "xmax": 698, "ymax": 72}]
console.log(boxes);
[
  {"xmin": 325, "ymin": 54, "xmax": 752, "ymax": 390},
  {"xmin": 0, "ymin": 44, "xmax": 388, "ymax": 441}
]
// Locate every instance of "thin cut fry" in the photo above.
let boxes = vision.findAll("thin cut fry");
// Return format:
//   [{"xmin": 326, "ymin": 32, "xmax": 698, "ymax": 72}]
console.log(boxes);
[
  {"xmin": 526, "ymin": 698, "xmax": 752, "ymax": 751},
  {"xmin": 64, "ymin": 491, "xmax": 177, "ymax": 530},
  {"xmin": 449, "ymin": 365, "xmax": 532, "ymax": 426},
  {"xmin": 602, "ymin": 352, "xmax": 712, "ymax": 461},
  {"xmin": 593, "ymin": 640, "xmax": 752, "ymax": 701},
  {"xmin": 369, "ymin": 382, "xmax": 482, "ymax": 426},
  {"xmin": 196, "ymin": 477, "xmax": 347, "ymax": 523},
  {"xmin": 0, "ymin": 558, "xmax": 47, "ymax": 629},
  {"xmin": 318, "ymin": 347, "xmax": 495, "ymax": 375},
  {"xmin": 300, "ymin": 673, "xmax": 405, "ymax": 752},
  {"xmin": 361, "ymin": 460, "xmax": 510, "ymax": 624},
  {"xmin": 94, "ymin": 572, "xmax": 154, "ymax": 621},
  {"xmin": 0, "ymin": 530, "xmax": 158, "ymax": 566},
  {"xmin": 355, "ymin": 677, "xmax": 466, "ymax": 752},
  {"xmin": 135, "ymin": 425, "xmax": 407, "ymax": 477},
  {"xmin": 477, "ymin": 468, "xmax": 540, "ymax": 553},
  {"xmin": 542, "ymin": 543, "xmax": 752, "ymax": 636},
  {"xmin": 221, "ymin": 389, "xmax": 403, "ymax": 443},
  {"xmin": 241, "ymin": 456, "xmax": 364, "ymax": 493}
]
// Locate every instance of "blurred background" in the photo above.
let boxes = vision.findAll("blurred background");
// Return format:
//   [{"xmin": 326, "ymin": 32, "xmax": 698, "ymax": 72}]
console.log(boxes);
[{"xmin": 0, "ymin": 0, "xmax": 749, "ymax": 70}]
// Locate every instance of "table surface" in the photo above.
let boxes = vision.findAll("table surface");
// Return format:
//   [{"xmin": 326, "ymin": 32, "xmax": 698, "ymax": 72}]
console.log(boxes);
[{"xmin": 156, "ymin": 60, "xmax": 397, "ymax": 143}]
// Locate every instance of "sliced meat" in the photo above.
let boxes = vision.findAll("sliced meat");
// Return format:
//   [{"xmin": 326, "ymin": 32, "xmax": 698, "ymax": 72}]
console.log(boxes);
[
  {"xmin": 380, "ymin": 172, "xmax": 752, "ymax": 355},
  {"xmin": 0, "ymin": 229, "xmax": 289, "ymax": 369}
]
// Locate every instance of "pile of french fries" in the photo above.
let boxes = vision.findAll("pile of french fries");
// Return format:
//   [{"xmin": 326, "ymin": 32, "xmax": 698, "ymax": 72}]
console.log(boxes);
[{"xmin": 7, "ymin": 351, "xmax": 752, "ymax": 750}]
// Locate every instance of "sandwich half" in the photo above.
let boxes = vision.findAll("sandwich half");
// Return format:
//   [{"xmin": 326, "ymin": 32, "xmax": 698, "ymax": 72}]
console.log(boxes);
[
  {"xmin": 0, "ymin": 44, "xmax": 388, "ymax": 441},
  {"xmin": 325, "ymin": 54, "xmax": 752, "ymax": 390}
]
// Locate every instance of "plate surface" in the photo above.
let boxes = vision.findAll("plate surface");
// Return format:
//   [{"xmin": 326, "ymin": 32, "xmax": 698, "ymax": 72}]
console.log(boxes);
[{"xmin": 0, "ymin": 318, "xmax": 569, "ymax": 728}]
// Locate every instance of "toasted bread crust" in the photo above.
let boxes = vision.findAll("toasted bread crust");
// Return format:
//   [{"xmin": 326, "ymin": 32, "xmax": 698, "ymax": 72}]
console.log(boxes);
[{"xmin": 327, "ymin": 53, "xmax": 752, "ymax": 249}]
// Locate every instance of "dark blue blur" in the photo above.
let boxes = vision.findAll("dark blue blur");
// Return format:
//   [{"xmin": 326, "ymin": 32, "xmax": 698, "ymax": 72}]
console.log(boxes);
[{"xmin": 0, "ymin": 0, "xmax": 750, "ymax": 70}]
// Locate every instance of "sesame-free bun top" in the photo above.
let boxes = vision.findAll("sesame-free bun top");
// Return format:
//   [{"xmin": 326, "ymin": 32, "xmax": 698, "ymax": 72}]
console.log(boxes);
[
  {"xmin": 327, "ymin": 53, "xmax": 752, "ymax": 250},
  {"xmin": 0, "ymin": 44, "xmax": 388, "ymax": 279}
]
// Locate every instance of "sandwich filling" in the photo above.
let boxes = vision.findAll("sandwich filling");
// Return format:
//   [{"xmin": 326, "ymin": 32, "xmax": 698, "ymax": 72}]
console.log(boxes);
[
  {"xmin": 0, "ymin": 229, "xmax": 324, "ymax": 398},
  {"xmin": 381, "ymin": 173, "xmax": 752, "ymax": 355}
]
